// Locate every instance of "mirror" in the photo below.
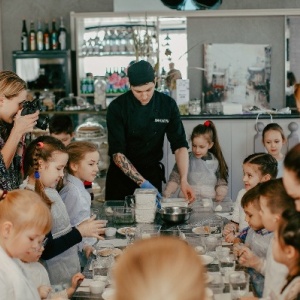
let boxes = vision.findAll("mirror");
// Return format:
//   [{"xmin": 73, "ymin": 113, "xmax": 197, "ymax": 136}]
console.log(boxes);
[
  {"xmin": 285, "ymin": 16, "xmax": 300, "ymax": 111},
  {"xmin": 72, "ymin": 9, "xmax": 298, "ymax": 110}
]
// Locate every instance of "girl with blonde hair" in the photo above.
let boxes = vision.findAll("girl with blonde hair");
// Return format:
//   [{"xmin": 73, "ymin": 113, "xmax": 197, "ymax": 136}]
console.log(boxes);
[
  {"xmin": 60, "ymin": 141, "xmax": 100, "ymax": 266},
  {"xmin": 0, "ymin": 189, "xmax": 52, "ymax": 299},
  {"xmin": 113, "ymin": 236, "xmax": 206, "ymax": 300},
  {"xmin": 21, "ymin": 135, "xmax": 106, "ymax": 285}
]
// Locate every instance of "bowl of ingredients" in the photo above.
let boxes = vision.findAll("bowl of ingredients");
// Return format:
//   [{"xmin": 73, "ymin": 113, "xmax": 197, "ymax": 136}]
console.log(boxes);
[{"xmin": 159, "ymin": 206, "xmax": 192, "ymax": 224}]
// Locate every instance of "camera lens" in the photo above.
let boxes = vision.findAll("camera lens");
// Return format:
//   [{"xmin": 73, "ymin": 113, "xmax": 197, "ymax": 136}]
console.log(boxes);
[{"xmin": 36, "ymin": 115, "xmax": 49, "ymax": 130}]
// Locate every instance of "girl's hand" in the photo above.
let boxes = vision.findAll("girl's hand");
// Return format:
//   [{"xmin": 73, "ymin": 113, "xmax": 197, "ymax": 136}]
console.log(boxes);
[
  {"xmin": 13, "ymin": 110, "xmax": 39, "ymax": 136},
  {"xmin": 38, "ymin": 285, "xmax": 51, "ymax": 299},
  {"xmin": 83, "ymin": 245, "xmax": 94, "ymax": 258},
  {"xmin": 77, "ymin": 215, "xmax": 106, "ymax": 239},
  {"xmin": 71, "ymin": 273, "xmax": 85, "ymax": 289},
  {"xmin": 65, "ymin": 273, "xmax": 85, "ymax": 298}
]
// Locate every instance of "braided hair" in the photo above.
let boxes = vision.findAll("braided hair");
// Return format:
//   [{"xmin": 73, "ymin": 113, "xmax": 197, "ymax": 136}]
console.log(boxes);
[{"xmin": 23, "ymin": 135, "xmax": 67, "ymax": 207}]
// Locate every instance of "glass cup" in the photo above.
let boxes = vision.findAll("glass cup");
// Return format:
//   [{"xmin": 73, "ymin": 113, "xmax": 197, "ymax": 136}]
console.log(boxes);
[
  {"xmin": 209, "ymin": 219, "xmax": 223, "ymax": 238},
  {"xmin": 229, "ymin": 271, "xmax": 249, "ymax": 300},
  {"xmin": 125, "ymin": 227, "xmax": 139, "ymax": 245},
  {"xmin": 93, "ymin": 258, "xmax": 109, "ymax": 281},
  {"xmin": 218, "ymin": 253, "xmax": 236, "ymax": 279},
  {"xmin": 207, "ymin": 272, "xmax": 225, "ymax": 294},
  {"xmin": 91, "ymin": 208, "xmax": 100, "ymax": 219},
  {"xmin": 215, "ymin": 245, "xmax": 230, "ymax": 260},
  {"xmin": 204, "ymin": 235, "xmax": 222, "ymax": 253}
]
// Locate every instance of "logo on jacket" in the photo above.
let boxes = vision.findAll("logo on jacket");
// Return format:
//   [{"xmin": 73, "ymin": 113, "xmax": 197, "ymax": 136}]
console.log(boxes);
[{"xmin": 155, "ymin": 119, "xmax": 169, "ymax": 123}]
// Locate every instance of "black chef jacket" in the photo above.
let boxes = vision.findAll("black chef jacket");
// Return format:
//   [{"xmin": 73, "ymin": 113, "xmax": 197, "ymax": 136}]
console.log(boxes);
[{"xmin": 105, "ymin": 90, "xmax": 188, "ymax": 200}]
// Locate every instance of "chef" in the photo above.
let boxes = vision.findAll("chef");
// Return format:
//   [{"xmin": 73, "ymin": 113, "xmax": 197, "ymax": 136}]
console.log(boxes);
[{"xmin": 105, "ymin": 60, "xmax": 195, "ymax": 203}]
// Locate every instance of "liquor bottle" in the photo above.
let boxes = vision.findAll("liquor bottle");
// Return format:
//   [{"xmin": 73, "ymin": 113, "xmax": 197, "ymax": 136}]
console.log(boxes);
[
  {"xmin": 43, "ymin": 21, "xmax": 50, "ymax": 50},
  {"xmin": 29, "ymin": 20, "xmax": 36, "ymax": 51},
  {"xmin": 58, "ymin": 16, "xmax": 67, "ymax": 50},
  {"xmin": 36, "ymin": 20, "xmax": 43, "ymax": 51},
  {"xmin": 50, "ymin": 19, "xmax": 58, "ymax": 50},
  {"xmin": 21, "ymin": 19, "xmax": 28, "ymax": 51}
]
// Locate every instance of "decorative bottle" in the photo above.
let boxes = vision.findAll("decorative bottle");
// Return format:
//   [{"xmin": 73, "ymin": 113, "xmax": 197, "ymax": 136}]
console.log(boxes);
[
  {"xmin": 36, "ymin": 20, "xmax": 43, "ymax": 51},
  {"xmin": 51, "ymin": 19, "xmax": 58, "ymax": 50},
  {"xmin": 21, "ymin": 19, "xmax": 28, "ymax": 51},
  {"xmin": 29, "ymin": 20, "xmax": 36, "ymax": 51},
  {"xmin": 43, "ymin": 21, "xmax": 50, "ymax": 50},
  {"xmin": 58, "ymin": 16, "xmax": 67, "ymax": 50}
]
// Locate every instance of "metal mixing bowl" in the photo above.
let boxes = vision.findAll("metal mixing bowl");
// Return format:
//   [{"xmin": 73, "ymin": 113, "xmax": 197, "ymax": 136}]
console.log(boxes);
[{"xmin": 159, "ymin": 206, "xmax": 193, "ymax": 224}]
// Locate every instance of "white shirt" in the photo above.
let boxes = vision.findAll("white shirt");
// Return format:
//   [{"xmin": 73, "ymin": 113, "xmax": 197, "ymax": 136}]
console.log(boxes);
[
  {"xmin": 231, "ymin": 188, "xmax": 248, "ymax": 231},
  {"xmin": 0, "ymin": 246, "xmax": 40, "ymax": 300}
]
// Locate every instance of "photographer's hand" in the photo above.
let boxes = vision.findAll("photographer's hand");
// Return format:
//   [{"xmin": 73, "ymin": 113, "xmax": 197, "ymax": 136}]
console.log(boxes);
[
  {"xmin": 13, "ymin": 110, "xmax": 39, "ymax": 135},
  {"xmin": 1, "ymin": 110, "xmax": 39, "ymax": 169}
]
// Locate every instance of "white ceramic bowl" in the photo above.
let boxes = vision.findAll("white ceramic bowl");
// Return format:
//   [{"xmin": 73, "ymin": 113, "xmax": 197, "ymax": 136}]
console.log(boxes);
[
  {"xmin": 105, "ymin": 227, "xmax": 117, "ymax": 237},
  {"xmin": 89, "ymin": 280, "xmax": 105, "ymax": 294}
]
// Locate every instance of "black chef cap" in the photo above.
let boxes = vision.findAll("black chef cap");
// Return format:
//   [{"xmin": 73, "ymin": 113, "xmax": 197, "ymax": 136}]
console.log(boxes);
[{"xmin": 128, "ymin": 60, "xmax": 155, "ymax": 86}]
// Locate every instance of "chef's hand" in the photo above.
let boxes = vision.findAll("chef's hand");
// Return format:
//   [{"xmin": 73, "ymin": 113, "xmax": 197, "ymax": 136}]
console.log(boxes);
[
  {"xmin": 140, "ymin": 180, "xmax": 162, "ymax": 209},
  {"xmin": 180, "ymin": 180, "xmax": 195, "ymax": 204}
]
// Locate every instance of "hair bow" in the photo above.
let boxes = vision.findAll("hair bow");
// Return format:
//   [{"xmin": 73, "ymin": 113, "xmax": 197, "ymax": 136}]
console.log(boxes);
[{"xmin": 204, "ymin": 120, "xmax": 210, "ymax": 127}]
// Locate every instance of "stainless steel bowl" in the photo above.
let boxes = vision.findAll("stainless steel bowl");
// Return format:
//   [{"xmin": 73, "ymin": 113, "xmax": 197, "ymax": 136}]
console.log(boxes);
[{"xmin": 159, "ymin": 206, "xmax": 193, "ymax": 224}]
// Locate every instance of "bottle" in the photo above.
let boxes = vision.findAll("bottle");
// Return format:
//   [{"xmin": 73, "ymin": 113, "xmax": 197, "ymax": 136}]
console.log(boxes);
[
  {"xmin": 29, "ymin": 20, "xmax": 36, "ymax": 51},
  {"xmin": 21, "ymin": 19, "xmax": 28, "ymax": 51},
  {"xmin": 50, "ymin": 19, "xmax": 58, "ymax": 50},
  {"xmin": 58, "ymin": 16, "xmax": 67, "ymax": 50},
  {"xmin": 43, "ymin": 21, "xmax": 50, "ymax": 50},
  {"xmin": 36, "ymin": 20, "xmax": 43, "ymax": 51}
]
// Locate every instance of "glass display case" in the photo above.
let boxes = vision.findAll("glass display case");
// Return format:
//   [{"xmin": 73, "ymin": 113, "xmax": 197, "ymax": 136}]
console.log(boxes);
[{"xmin": 12, "ymin": 50, "xmax": 72, "ymax": 104}]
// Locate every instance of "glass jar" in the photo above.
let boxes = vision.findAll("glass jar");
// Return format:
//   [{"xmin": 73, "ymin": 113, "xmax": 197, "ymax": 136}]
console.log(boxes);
[
  {"xmin": 94, "ymin": 76, "xmax": 107, "ymax": 109},
  {"xmin": 40, "ymin": 89, "xmax": 55, "ymax": 111}
]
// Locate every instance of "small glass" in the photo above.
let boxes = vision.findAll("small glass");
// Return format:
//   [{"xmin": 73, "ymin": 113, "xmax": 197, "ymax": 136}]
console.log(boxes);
[
  {"xmin": 204, "ymin": 235, "xmax": 221, "ymax": 253},
  {"xmin": 90, "ymin": 208, "xmax": 99, "ymax": 219},
  {"xmin": 209, "ymin": 219, "xmax": 223, "ymax": 238},
  {"xmin": 215, "ymin": 245, "xmax": 230, "ymax": 260},
  {"xmin": 125, "ymin": 227, "xmax": 139, "ymax": 245},
  {"xmin": 218, "ymin": 253, "xmax": 236, "ymax": 279},
  {"xmin": 229, "ymin": 271, "xmax": 249, "ymax": 300},
  {"xmin": 188, "ymin": 99, "xmax": 201, "ymax": 115},
  {"xmin": 207, "ymin": 272, "xmax": 225, "ymax": 294}
]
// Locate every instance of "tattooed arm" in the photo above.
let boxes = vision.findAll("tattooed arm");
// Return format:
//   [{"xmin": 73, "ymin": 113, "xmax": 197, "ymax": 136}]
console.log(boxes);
[{"xmin": 113, "ymin": 153, "xmax": 145, "ymax": 186}]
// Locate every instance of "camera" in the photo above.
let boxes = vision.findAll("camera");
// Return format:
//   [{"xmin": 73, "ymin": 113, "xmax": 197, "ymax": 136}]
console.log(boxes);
[{"xmin": 21, "ymin": 99, "xmax": 49, "ymax": 130}]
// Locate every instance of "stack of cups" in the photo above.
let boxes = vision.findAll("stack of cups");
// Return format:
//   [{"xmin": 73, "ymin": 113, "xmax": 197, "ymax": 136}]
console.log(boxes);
[{"xmin": 134, "ymin": 188, "xmax": 157, "ymax": 223}]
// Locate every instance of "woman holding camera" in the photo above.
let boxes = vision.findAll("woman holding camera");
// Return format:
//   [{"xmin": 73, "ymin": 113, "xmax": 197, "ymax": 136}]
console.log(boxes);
[{"xmin": 0, "ymin": 71, "xmax": 39, "ymax": 190}]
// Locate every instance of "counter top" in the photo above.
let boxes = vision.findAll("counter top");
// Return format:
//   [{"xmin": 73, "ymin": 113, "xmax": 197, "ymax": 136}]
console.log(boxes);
[{"xmin": 181, "ymin": 112, "xmax": 300, "ymax": 120}]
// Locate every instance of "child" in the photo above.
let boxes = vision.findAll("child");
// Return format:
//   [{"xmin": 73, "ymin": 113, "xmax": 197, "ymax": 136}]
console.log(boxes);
[
  {"xmin": 272, "ymin": 209, "xmax": 300, "ymax": 300},
  {"xmin": 59, "ymin": 141, "xmax": 100, "ymax": 266},
  {"xmin": 113, "ymin": 236, "xmax": 206, "ymax": 300},
  {"xmin": 224, "ymin": 152, "xmax": 277, "ymax": 241},
  {"xmin": 49, "ymin": 114, "xmax": 75, "ymax": 146},
  {"xmin": 21, "ymin": 135, "xmax": 106, "ymax": 285},
  {"xmin": 0, "ymin": 189, "xmax": 52, "ymax": 300},
  {"xmin": 283, "ymin": 143, "xmax": 300, "ymax": 211},
  {"xmin": 234, "ymin": 185, "xmax": 273, "ymax": 297},
  {"xmin": 262, "ymin": 123, "xmax": 286, "ymax": 178},
  {"xmin": 238, "ymin": 179, "xmax": 295, "ymax": 299},
  {"xmin": 164, "ymin": 120, "xmax": 228, "ymax": 201},
  {"xmin": 19, "ymin": 242, "xmax": 84, "ymax": 299}
]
